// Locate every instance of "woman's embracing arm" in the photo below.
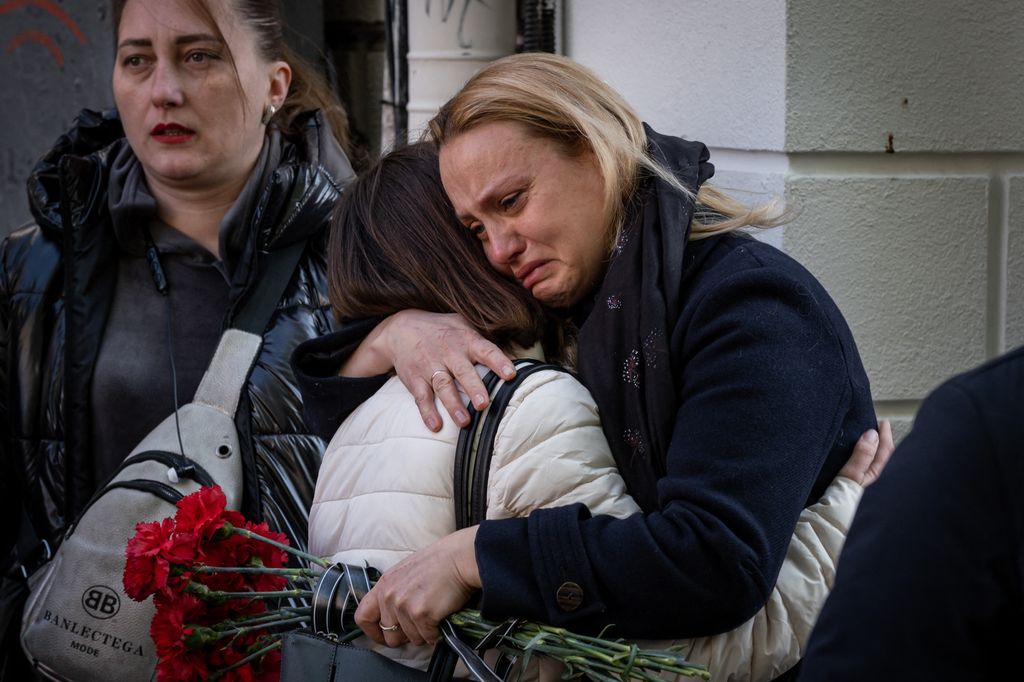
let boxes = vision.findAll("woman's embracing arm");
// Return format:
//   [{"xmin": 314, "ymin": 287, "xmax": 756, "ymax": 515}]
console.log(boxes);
[{"xmin": 338, "ymin": 310, "xmax": 515, "ymax": 432}]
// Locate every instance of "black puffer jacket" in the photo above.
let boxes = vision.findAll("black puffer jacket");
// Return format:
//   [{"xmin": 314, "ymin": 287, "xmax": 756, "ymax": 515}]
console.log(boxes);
[{"xmin": 0, "ymin": 108, "xmax": 353, "ymax": 572}]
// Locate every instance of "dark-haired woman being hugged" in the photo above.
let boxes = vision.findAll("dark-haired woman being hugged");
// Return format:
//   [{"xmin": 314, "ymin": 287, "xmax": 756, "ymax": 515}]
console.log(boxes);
[
  {"xmin": 293, "ymin": 54, "xmax": 889, "ymax": 681},
  {"xmin": 0, "ymin": 0, "xmax": 354, "ymax": 676}
]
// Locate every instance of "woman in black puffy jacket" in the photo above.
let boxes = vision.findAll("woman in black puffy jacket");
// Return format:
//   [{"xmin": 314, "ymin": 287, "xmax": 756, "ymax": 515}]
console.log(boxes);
[{"xmin": 0, "ymin": 0, "xmax": 354, "ymax": 676}]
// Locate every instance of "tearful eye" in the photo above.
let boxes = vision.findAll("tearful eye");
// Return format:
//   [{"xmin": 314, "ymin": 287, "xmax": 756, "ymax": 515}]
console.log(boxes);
[{"xmin": 499, "ymin": 193, "xmax": 520, "ymax": 211}]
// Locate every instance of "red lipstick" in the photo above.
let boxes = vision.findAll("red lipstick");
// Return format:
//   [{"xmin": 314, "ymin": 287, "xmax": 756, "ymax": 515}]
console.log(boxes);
[{"xmin": 150, "ymin": 123, "xmax": 195, "ymax": 144}]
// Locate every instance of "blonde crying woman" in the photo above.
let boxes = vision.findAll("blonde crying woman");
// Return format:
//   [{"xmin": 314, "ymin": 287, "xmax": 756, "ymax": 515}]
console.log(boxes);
[{"xmin": 299, "ymin": 140, "xmax": 892, "ymax": 681}]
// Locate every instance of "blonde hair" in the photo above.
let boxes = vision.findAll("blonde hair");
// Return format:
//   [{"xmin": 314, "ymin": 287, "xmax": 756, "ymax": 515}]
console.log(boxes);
[{"xmin": 428, "ymin": 53, "xmax": 783, "ymax": 246}]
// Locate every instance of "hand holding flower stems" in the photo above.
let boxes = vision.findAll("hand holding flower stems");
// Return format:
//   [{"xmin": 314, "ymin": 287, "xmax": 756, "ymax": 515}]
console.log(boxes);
[{"xmin": 125, "ymin": 486, "xmax": 710, "ymax": 681}]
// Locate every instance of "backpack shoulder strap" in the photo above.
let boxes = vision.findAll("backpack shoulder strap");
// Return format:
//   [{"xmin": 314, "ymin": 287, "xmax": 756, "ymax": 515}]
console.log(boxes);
[
  {"xmin": 453, "ymin": 359, "xmax": 573, "ymax": 529},
  {"xmin": 191, "ymin": 239, "xmax": 308, "ymax": 413},
  {"xmin": 230, "ymin": 238, "xmax": 308, "ymax": 336},
  {"xmin": 443, "ymin": 358, "xmax": 573, "ymax": 681}
]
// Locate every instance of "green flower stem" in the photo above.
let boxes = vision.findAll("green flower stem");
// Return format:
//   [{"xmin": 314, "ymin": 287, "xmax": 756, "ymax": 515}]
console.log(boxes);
[
  {"xmin": 211, "ymin": 589, "xmax": 314, "ymax": 600},
  {"xmin": 215, "ymin": 615, "xmax": 309, "ymax": 639},
  {"xmin": 217, "ymin": 608, "xmax": 312, "ymax": 629},
  {"xmin": 447, "ymin": 610, "xmax": 708, "ymax": 679},
  {"xmin": 185, "ymin": 579, "xmax": 315, "ymax": 602},
  {"xmin": 227, "ymin": 525, "xmax": 331, "ymax": 568},
  {"xmin": 210, "ymin": 637, "xmax": 282, "ymax": 680},
  {"xmin": 191, "ymin": 565, "xmax": 316, "ymax": 578},
  {"xmin": 180, "ymin": 554, "xmax": 707, "ymax": 680}
]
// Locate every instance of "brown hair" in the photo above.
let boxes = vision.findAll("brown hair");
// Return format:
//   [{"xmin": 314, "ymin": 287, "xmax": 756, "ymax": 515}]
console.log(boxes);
[
  {"xmin": 429, "ymin": 53, "xmax": 783, "ymax": 248},
  {"xmin": 113, "ymin": 0, "xmax": 352, "ymax": 153},
  {"xmin": 328, "ymin": 142, "xmax": 556, "ymax": 356}
]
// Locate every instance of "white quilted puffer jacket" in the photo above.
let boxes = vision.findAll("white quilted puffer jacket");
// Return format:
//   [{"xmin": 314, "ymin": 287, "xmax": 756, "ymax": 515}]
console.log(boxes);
[{"xmin": 309, "ymin": 362, "xmax": 862, "ymax": 682}]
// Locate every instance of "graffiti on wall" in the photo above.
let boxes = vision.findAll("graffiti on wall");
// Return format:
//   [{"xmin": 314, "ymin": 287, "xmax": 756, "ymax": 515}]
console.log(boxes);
[
  {"xmin": 424, "ymin": 0, "xmax": 487, "ymax": 49},
  {"xmin": 1, "ymin": 0, "xmax": 87, "ymax": 68}
]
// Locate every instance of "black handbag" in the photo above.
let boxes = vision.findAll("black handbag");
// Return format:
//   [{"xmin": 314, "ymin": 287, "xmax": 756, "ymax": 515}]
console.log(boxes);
[{"xmin": 280, "ymin": 359, "xmax": 566, "ymax": 682}]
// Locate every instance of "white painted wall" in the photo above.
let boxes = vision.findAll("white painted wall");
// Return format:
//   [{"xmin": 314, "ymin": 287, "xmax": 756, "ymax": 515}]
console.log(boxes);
[
  {"xmin": 564, "ymin": 0, "xmax": 786, "ymax": 151},
  {"xmin": 786, "ymin": 0, "xmax": 1024, "ymax": 153},
  {"xmin": 563, "ymin": 0, "xmax": 1024, "ymax": 440}
]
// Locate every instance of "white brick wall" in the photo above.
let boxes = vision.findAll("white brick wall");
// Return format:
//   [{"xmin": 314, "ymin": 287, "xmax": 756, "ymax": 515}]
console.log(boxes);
[
  {"xmin": 785, "ymin": 175, "xmax": 989, "ymax": 398},
  {"xmin": 565, "ymin": 0, "xmax": 1024, "ymax": 441}
]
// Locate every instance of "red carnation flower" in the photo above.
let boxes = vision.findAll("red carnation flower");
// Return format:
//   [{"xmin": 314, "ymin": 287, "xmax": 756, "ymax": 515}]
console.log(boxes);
[
  {"xmin": 195, "ymin": 562, "xmax": 252, "ymax": 595},
  {"xmin": 151, "ymin": 593, "xmax": 212, "ymax": 681},
  {"xmin": 151, "ymin": 592, "xmax": 209, "ymax": 654},
  {"xmin": 208, "ymin": 633, "xmax": 264, "ymax": 682},
  {"xmin": 200, "ymin": 532, "xmax": 250, "ymax": 569},
  {"xmin": 204, "ymin": 598, "xmax": 266, "ymax": 627},
  {"xmin": 124, "ymin": 553, "xmax": 170, "ymax": 602},
  {"xmin": 241, "ymin": 521, "xmax": 289, "ymax": 569},
  {"xmin": 156, "ymin": 652, "xmax": 210, "ymax": 682},
  {"xmin": 164, "ymin": 529, "xmax": 201, "ymax": 564},
  {"xmin": 175, "ymin": 486, "xmax": 233, "ymax": 540},
  {"xmin": 159, "ymin": 531, "xmax": 203, "ymax": 596},
  {"xmin": 123, "ymin": 518, "xmax": 177, "ymax": 600},
  {"xmin": 126, "ymin": 518, "xmax": 176, "ymax": 560}
]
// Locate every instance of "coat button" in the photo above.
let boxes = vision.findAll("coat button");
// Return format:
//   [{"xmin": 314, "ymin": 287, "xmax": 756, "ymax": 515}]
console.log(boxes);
[{"xmin": 555, "ymin": 581, "xmax": 583, "ymax": 612}]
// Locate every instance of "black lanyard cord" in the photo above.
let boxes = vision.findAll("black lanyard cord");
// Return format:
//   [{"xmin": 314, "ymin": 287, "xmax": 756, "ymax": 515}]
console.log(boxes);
[{"xmin": 143, "ymin": 227, "xmax": 189, "ymax": 474}]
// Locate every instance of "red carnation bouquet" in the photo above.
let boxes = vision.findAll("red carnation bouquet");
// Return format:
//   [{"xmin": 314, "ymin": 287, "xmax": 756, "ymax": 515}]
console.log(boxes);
[
  {"xmin": 123, "ymin": 485, "xmax": 305, "ymax": 680},
  {"xmin": 125, "ymin": 486, "xmax": 710, "ymax": 682}
]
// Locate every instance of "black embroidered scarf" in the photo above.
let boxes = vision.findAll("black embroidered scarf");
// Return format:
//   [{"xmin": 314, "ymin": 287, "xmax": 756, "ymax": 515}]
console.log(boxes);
[{"xmin": 575, "ymin": 125, "xmax": 714, "ymax": 512}]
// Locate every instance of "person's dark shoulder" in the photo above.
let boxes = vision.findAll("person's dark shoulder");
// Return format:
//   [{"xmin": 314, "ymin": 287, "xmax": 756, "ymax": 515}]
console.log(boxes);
[
  {"xmin": 943, "ymin": 344, "xmax": 1024, "ymax": 402},
  {"xmin": 682, "ymin": 231, "xmax": 823, "ymax": 293},
  {"xmin": 679, "ymin": 232, "xmax": 839, "ymax": 319},
  {"xmin": 932, "ymin": 345, "xmax": 1024, "ymax": 449}
]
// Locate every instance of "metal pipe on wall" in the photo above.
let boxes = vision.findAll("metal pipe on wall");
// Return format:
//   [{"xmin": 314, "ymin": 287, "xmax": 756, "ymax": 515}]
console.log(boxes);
[
  {"xmin": 405, "ymin": 0, "xmax": 517, "ymax": 142},
  {"xmin": 520, "ymin": 0, "xmax": 557, "ymax": 53},
  {"xmin": 384, "ymin": 0, "xmax": 410, "ymax": 145}
]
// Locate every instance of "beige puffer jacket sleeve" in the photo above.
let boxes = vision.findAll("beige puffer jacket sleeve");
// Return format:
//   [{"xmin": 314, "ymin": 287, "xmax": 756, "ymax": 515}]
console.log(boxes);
[{"xmin": 640, "ymin": 477, "xmax": 863, "ymax": 682}]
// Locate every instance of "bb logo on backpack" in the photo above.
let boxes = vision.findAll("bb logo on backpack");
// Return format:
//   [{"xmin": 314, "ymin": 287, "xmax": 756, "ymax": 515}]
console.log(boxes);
[{"xmin": 81, "ymin": 586, "xmax": 120, "ymax": 620}]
